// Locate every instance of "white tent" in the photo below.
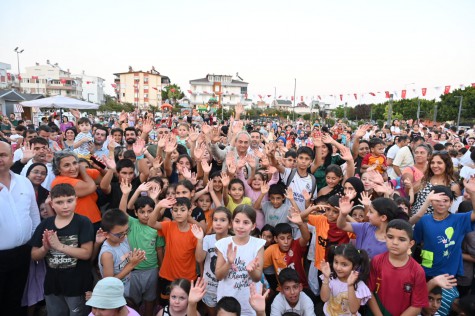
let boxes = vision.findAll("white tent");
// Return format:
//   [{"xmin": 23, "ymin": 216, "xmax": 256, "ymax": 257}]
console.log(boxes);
[{"xmin": 20, "ymin": 95, "xmax": 99, "ymax": 110}]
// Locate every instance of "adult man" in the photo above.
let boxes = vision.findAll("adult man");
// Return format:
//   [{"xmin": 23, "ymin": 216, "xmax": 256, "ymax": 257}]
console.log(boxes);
[
  {"xmin": 386, "ymin": 135, "xmax": 410, "ymax": 179},
  {"xmin": 124, "ymin": 126, "xmax": 137, "ymax": 150},
  {"xmin": 11, "ymin": 137, "xmax": 56, "ymax": 190},
  {"xmin": 248, "ymin": 130, "xmax": 263, "ymax": 154},
  {"xmin": 13, "ymin": 128, "xmax": 38, "ymax": 162},
  {"xmin": 393, "ymin": 136, "xmax": 425, "ymax": 177},
  {"xmin": 38, "ymin": 125, "xmax": 60, "ymax": 151},
  {"xmin": 0, "ymin": 141, "xmax": 40, "ymax": 315},
  {"xmin": 90, "ymin": 125, "xmax": 109, "ymax": 157}
]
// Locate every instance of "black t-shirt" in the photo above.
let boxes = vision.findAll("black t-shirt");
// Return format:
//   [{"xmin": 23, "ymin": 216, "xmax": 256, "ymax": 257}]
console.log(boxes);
[
  {"xmin": 29, "ymin": 214, "xmax": 94, "ymax": 296},
  {"xmin": 163, "ymin": 206, "xmax": 206, "ymax": 223},
  {"xmin": 107, "ymin": 176, "xmax": 142, "ymax": 217}
]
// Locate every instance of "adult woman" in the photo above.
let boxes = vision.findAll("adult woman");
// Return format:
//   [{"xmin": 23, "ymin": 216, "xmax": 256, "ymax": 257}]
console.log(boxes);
[
  {"xmin": 402, "ymin": 144, "xmax": 431, "ymax": 190},
  {"xmin": 51, "ymin": 151, "xmax": 103, "ymax": 230},
  {"xmin": 411, "ymin": 151, "xmax": 461, "ymax": 215},
  {"xmin": 61, "ymin": 127, "xmax": 77, "ymax": 151},
  {"xmin": 26, "ymin": 163, "xmax": 50, "ymax": 208},
  {"xmin": 390, "ymin": 119, "xmax": 401, "ymax": 136},
  {"xmin": 60, "ymin": 116, "xmax": 74, "ymax": 133},
  {"xmin": 351, "ymin": 125, "xmax": 371, "ymax": 176}
]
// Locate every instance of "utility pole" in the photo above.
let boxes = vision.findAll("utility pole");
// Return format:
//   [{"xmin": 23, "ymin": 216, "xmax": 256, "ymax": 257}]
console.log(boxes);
[
  {"xmin": 454, "ymin": 96, "xmax": 463, "ymax": 128},
  {"xmin": 416, "ymin": 98, "xmax": 421, "ymax": 121},
  {"xmin": 14, "ymin": 47, "xmax": 24, "ymax": 92},
  {"xmin": 387, "ymin": 94, "xmax": 393, "ymax": 127},
  {"xmin": 433, "ymin": 103, "xmax": 438, "ymax": 123},
  {"xmin": 293, "ymin": 78, "xmax": 296, "ymax": 121}
]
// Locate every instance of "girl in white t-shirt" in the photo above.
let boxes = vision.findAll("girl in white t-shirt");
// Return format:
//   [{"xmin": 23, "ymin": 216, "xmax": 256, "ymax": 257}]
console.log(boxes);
[
  {"xmin": 215, "ymin": 205, "xmax": 265, "ymax": 316},
  {"xmin": 192, "ymin": 207, "xmax": 232, "ymax": 316}
]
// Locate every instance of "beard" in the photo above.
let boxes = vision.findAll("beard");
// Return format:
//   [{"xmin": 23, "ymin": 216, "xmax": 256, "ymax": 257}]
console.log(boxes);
[{"xmin": 126, "ymin": 138, "xmax": 136, "ymax": 145}]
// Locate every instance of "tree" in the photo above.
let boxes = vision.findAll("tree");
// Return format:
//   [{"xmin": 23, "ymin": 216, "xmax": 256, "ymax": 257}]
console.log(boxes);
[
  {"xmin": 99, "ymin": 95, "xmax": 135, "ymax": 112},
  {"xmin": 161, "ymin": 84, "xmax": 185, "ymax": 105},
  {"xmin": 438, "ymin": 87, "xmax": 475, "ymax": 123}
]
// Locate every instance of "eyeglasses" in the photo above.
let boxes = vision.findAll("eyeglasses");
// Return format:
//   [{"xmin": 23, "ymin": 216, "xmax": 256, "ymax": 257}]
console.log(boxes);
[
  {"xmin": 110, "ymin": 228, "xmax": 129, "ymax": 238},
  {"xmin": 30, "ymin": 170, "xmax": 47, "ymax": 176},
  {"xmin": 432, "ymin": 150, "xmax": 448, "ymax": 155},
  {"xmin": 158, "ymin": 131, "xmax": 169, "ymax": 135}
]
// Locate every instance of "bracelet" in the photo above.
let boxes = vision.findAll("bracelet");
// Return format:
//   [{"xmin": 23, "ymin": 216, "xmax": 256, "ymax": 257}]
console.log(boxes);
[{"xmin": 136, "ymin": 154, "xmax": 144, "ymax": 160}]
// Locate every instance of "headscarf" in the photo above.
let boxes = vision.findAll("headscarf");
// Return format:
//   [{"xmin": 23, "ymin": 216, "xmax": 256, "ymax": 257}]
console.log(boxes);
[
  {"xmin": 344, "ymin": 177, "xmax": 364, "ymax": 203},
  {"xmin": 277, "ymin": 136, "xmax": 287, "ymax": 146}
]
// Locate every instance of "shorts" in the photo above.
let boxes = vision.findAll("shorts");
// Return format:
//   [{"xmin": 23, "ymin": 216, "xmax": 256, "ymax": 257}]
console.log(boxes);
[
  {"xmin": 202, "ymin": 291, "xmax": 217, "ymax": 308},
  {"xmin": 128, "ymin": 268, "xmax": 158, "ymax": 304}
]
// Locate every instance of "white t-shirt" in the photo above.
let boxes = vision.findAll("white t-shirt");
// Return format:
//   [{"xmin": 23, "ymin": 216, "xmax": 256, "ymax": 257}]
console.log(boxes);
[
  {"xmin": 391, "ymin": 146, "xmax": 415, "ymax": 179},
  {"xmin": 202, "ymin": 234, "xmax": 219, "ymax": 298},
  {"xmin": 280, "ymin": 168, "xmax": 318, "ymax": 212},
  {"xmin": 386, "ymin": 144, "xmax": 400, "ymax": 179},
  {"xmin": 215, "ymin": 236, "xmax": 265, "ymax": 316},
  {"xmin": 270, "ymin": 292, "xmax": 316, "ymax": 316},
  {"xmin": 460, "ymin": 166, "xmax": 475, "ymax": 179}
]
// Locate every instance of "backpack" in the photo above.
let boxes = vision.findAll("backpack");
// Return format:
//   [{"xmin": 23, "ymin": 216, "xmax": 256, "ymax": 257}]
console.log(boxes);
[{"xmin": 285, "ymin": 168, "xmax": 318, "ymax": 199}]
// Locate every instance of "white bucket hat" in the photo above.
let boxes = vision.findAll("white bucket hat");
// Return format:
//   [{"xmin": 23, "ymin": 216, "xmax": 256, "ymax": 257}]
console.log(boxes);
[{"xmin": 86, "ymin": 277, "xmax": 127, "ymax": 309}]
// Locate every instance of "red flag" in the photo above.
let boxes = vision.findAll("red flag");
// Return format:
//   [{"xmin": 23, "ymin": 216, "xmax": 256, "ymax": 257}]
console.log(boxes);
[
  {"xmin": 170, "ymin": 88, "xmax": 176, "ymax": 93},
  {"xmin": 152, "ymin": 87, "xmax": 158, "ymax": 90},
  {"xmin": 278, "ymin": 95, "xmax": 282, "ymax": 98},
  {"xmin": 339, "ymin": 95, "xmax": 343, "ymax": 101},
  {"xmin": 258, "ymin": 94, "xmax": 263, "ymax": 99},
  {"xmin": 444, "ymin": 85, "xmax": 450, "ymax": 94},
  {"xmin": 111, "ymin": 83, "xmax": 117, "ymax": 88},
  {"xmin": 291, "ymin": 96, "xmax": 294, "ymax": 101},
  {"xmin": 267, "ymin": 94, "xmax": 271, "ymax": 98},
  {"xmin": 31, "ymin": 76, "xmax": 38, "ymax": 80},
  {"xmin": 60, "ymin": 79, "xmax": 66, "ymax": 84},
  {"xmin": 422, "ymin": 88, "xmax": 427, "ymax": 96},
  {"xmin": 317, "ymin": 95, "xmax": 321, "ymax": 100},
  {"xmin": 354, "ymin": 93, "xmax": 357, "ymax": 100},
  {"xmin": 187, "ymin": 90, "xmax": 192, "ymax": 94},
  {"xmin": 471, "ymin": 83, "xmax": 475, "ymax": 88},
  {"xmin": 245, "ymin": 93, "xmax": 248, "ymax": 99},
  {"xmin": 401, "ymin": 90, "xmax": 407, "ymax": 99},
  {"xmin": 369, "ymin": 92, "xmax": 376, "ymax": 96},
  {"xmin": 18, "ymin": 74, "xmax": 22, "ymax": 80},
  {"xmin": 385, "ymin": 91, "xmax": 390, "ymax": 98},
  {"xmin": 7, "ymin": 73, "xmax": 11, "ymax": 81},
  {"xmin": 301, "ymin": 96, "xmax": 303, "ymax": 101}
]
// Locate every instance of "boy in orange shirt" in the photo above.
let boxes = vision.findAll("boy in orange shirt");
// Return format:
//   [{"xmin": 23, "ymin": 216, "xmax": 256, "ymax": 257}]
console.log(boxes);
[
  {"xmin": 147, "ymin": 197, "xmax": 197, "ymax": 304},
  {"xmin": 361, "ymin": 138, "xmax": 387, "ymax": 175}
]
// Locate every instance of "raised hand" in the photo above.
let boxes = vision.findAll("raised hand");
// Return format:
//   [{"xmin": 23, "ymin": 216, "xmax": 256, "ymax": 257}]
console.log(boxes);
[
  {"xmin": 137, "ymin": 182, "xmax": 152, "ymax": 193},
  {"xmin": 227, "ymin": 160, "xmax": 237, "ymax": 175},
  {"xmin": 287, "ymin": 207, "xmax": 303, "ymax": 225},
  {"xmin": 232, "ymin": 120, "xmax": 244, "ymax": 134},
  {"xmin": 201, "ymin": 160, "xmax": 212, "ymax": 174},
  {"xmin": 148, "ymin": 183, "xmax": 161, "ymax": 200},
  {"xmin": 201, "ymin": 123, "xmax": 211, "ymax": 136},
  {"xmin": 260, "ymin": 181, "xmax": 270, "ymax": 195},
  {"xmin": 266, "ymin": 165, "xmax": 277, "ymax": 175},
  {"xmin": 164, "ymin": 136, "xmax": 177, "ymax": 153},
  {"xmin": 227, "ymin": 242, "xmax": 237, "ymax": 264},
  {"xmin": 253, "ymin": 148, "xmax": 264, "ymax": 159},
  {"xmin": 322, "ymin": 133, "xmax": 334, "ymax": 144},
  {"xmin": 237, "ymin": 157, "xmax": 247, "ymax": 170},
  {"xmin": 463, "ymin": 176, "xmax": 475, "ymax": 195},
  {"xmin": 181, "ymin": 167, "xmax": 192, "ymax": 180},
  {"xmin": 355, "ymin": 124, "xmax": 370, "ymax": 138},
  {"xmin": 22, "ymin": 142, "xmax": 35, "ymax": 162},
  {"xmin": 235, "ymin": 103, "xmax": 244, "ymax": 115},
  {"xmin": 347, "ymin": 270, "xmax": 360, "ymax": 286},
  {"xmin": 95, "ymin": 228, "xmax": 107, "ymax": 244},
  {"xmin": 194, "ymin": 142, "xmax": 206, "ymax": 161},
  {"xmin": 103, "ymin": 155, "xmax": 116, "ymax": 170},
  {"xmin": 339, "ymin": 195, "xmax": 354, "ymax": 215},
  {"xmin": 191, "ymin": 224, "xmax": 204, "ymax": 240},
  {"xmin": 340, "ymin": 147, "xmax": 353, "ymax": 161},
  {"xmin": 129, "ymin": 249, "xmax": 147, "ymax": 266},
  {"xmin": 302, "ymin": 189, "xmax": 311, "ymax": 201},
  {"xmin": 245, "ymin": 154, "xmax": 256, "ymax": 169},
  {"xmin": 142, "ymin": 118, "xmax": 153, "ymax": 134},
  {"xmin": 107, "ymin": 135, "xmax": 119, "ymax": 150},
  {"xmin": 246, "ymin": 257, "xmax": 260, "ymax": 273},
  {"xmin": 188, "ymin": 128, "xmax": 200, "ymax": 143},
  {"xmin": 188, "ymin": 277, "xmax": 207, "ymax": 304},
  {"xmin": 432, "ymin": 273, "xmax": 458, "ymax": 289},
  {"xmin": 249, "ymin": 283, "xmax": 269, "ymax": 314},
  {"xmin": 119, "ymin": 110, "xmax": 128, "ymax": 123},
  {"xmin": 133, "ymin": 138, "xmax": 146, "ymax": 156},
  {"xmin": 70, "ymin": 109, "xmax": 81, "ymax": 120},
  {"xmin": 120, "ymin": 178, "xmax": 132, "ymax": 195},
  {"xmin": 358, "ymin": 191, "xmax": 372, "ymax": 206},
  {"xmin": 157, "ymin": 197, "xmax": 177, "ymax": 209},
  {"xmin": 284, "ymin": 187, "xmax": 294, "ymax": 201},
  {"xmin": 210, "ymin": 126, "xmax": 221, "ymax": 143},
  {"xmin": 321, "ymin": 260, "xmax": 331, "ymax": 278},
  {"xmin": 157, "ymin": 134, "xmax": 167, "ymax": 148},
  {"xmin": 152, "ymin": 156, "xmax": 163, "ymax": 169},
  {"xmin": 427, "ymin": 191, "xmax": 449, "ymax": 203},
  {"xmin": 190, "ymin": 172, "xmax": 198, "ymax": 186}
]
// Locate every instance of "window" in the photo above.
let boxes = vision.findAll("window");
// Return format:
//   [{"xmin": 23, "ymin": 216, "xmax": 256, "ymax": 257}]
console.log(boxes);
[{"xmin": 144, "ymin": 93, "xmax": 148, "ymax": 98}]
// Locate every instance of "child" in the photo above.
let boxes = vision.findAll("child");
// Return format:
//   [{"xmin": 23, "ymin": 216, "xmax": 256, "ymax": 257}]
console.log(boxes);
[
  {"xmin": 318, "ymin": 164, "xmax": 345, "ymax": 198},
  {"xmin": 263, "ymin": 214, "xmax": 311, "ymax": 290},
  {"xmin": 221, "ymin": 175, "xmax": 252, "ymax": 213},
  {"xmin": 361, "ymin": 138, "xmax": 387, "ymax": 175},
  {"xmin": 268, "ymin": 146, "xmax": 318, "ymax": 212},
  {"xmin": 368, "ymin": 219, "xmax": 428, "ymax": 316},
  {"xmin": 215, "ymin": 205, "xmax": 266, "ymax": 316},
  {"xmin": 148, "ymin": 197, "xmax": 198, "ymax": 304},
  {"xmin": 260, "ymin": 224, "xmax": 278, "ymax": 291},
  {"xmin": 413, "ymin": 185, "xmax": 475, "ymax": 278},
  {"xmin": 86, "ymin": 277, "xmax": 140, "ymax": 315},
  {"xmin": 98, "ymin": 209, "xmax": 146, "ymax": 303},
  {"xmin": 74, "ymin": 117, "xmax": 93, "ymax": 157},
  {"xmin": 196, "ymin": 191, "xmax": 214, "ymax": 234},
  {"xmin": 394, "ymin": 196, "xmax": 411, "ymax": 216},
  {"xmin": 337, "ymin": 196, "xmax": 403, "ymax": 259},
  {"xmin": 118, "ymin": 180, "xmax": 164, "ymax": 316},
  {"xmin": 30, "ymin": 183, "xmax": 94, "ymax": 316},
  {"xmin": 270, "ymin": 268, "xmax": 316, "ymax": 316},
  {"xmin": 192, "ymin": 207, "xmax": 232, "ymax": 316},
  {"xmin": 421, "ymin": 286, "xmax": 442, "ymax": 316},
  {"xmin": 157, "ymin": 278, "xmax": 193, "ymax": 316},
  {"xmin": 320, "ymin": 243, "xmax": 371, "ymax": 316},
  {"xmin": 350, "ymin": 205, "xmax": 365, "ymax": 223}
]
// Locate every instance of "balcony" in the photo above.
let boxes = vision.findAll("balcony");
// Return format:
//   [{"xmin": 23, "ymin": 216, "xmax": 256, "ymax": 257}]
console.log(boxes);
[{"xmin": 47, "ymin": 84, "xmax": 74, "ymax": 91}]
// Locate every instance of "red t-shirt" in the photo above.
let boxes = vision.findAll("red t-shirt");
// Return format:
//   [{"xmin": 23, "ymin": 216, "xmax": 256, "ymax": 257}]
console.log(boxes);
[
  {"xmin": 264, "ymin": 239, "xmax": 308, "ymax": 289},
  {"xmin": 158, "ymin": 221, "xmax": 198, "ymax": 281},
  {"xmin": 368, "ymin": 252, "xmax": 428, "ymax": 315}
]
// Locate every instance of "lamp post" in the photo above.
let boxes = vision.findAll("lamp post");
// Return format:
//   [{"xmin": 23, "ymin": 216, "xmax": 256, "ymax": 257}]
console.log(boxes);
[
  {"xmin": 293, "ymin": 78, "xmax": 296, "ymax": 121},
  {"xmin": 14, "ymin": 47, "xmax": 24, "ymax": 92},
  {"xmin": 387, "ymin": 94, "xmax": 394, "ymax": 127},
  {"xmin": 454, "ymin": 96, "xmax": 463, "ymax": 128}
]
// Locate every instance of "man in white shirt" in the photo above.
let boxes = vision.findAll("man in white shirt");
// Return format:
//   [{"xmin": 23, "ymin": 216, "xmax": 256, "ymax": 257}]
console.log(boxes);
[
  {"xmin": 387, "ymin": 136, "xmax": 410, "ymax": 179},
  {"xmin": 0, "ymin": 141, "xmax": 40, "ymax": 315}
]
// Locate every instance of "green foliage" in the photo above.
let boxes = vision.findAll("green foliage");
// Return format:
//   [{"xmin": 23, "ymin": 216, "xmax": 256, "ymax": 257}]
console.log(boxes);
[
  {"xmin": 438, "ymin": 87, "xmax": 475, "ymax": 123},
  {"xmin": 161, "ymin": 84, "xmax": 185, "ymax": 104},
  {"xmin": 99, "ymin": 95, "xmax": 135, "ymax": 112}
]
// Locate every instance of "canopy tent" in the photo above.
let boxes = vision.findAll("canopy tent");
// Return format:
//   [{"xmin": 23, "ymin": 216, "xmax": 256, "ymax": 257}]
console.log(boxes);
[{"xmin": 20, "ymin": 95, "xmax": 99, "ymax": 110}]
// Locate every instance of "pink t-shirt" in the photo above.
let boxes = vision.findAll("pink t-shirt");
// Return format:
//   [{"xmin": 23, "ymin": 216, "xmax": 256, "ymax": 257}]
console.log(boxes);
[
  {"xmin": 88, "ymin": 306, "xmax": 139, "ymax": 315},
  {"xmin": 402, "ymin": 166, "xmax": 424, "ymax": 182}
]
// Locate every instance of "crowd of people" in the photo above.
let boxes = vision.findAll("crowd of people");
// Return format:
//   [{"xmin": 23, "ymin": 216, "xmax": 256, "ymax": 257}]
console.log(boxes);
[{"xmin": 1, "ymin": 103, "xmax": 475, "ymax": 316}]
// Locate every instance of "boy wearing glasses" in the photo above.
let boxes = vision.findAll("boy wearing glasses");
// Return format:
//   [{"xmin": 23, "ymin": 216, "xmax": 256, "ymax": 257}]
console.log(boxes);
[
  {"xmin": 30, "ymin": 183, "xmax": 94, "ymax": 316},
  {"xmin": 98, "ymin": 209, "xmax": 146, "ymax": 305}
]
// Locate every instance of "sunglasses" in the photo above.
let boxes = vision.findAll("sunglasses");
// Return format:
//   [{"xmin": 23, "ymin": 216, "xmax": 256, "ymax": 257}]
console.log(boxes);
[{"xmin": 109, "ymin": 228, "xmax": 129, "ymax": 238}]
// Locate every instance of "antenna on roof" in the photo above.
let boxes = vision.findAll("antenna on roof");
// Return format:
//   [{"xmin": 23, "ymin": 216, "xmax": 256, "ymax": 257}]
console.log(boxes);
[{"xmin": 236, "ymin": 72, "xmax": 244, "ymax": 81}]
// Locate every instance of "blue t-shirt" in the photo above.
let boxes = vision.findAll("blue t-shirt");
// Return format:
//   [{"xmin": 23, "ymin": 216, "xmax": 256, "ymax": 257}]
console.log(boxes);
[
  {"xmin": 414, "ymin": 212, "xmax": 473, "ymax": 277},
  {"xmin": 351, "ymin": 222, "xmax": 387, "ymax": 259}
]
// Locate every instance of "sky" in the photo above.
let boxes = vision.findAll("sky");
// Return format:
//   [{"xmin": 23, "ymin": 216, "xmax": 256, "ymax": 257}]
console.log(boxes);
[{"xmin": 1, "ymin": 0, "xmax": 474, "ymax": 106}]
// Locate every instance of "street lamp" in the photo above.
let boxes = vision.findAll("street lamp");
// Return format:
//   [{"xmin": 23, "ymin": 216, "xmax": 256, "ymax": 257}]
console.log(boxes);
[
  {"xmin": 14, "ymin": 47, "xmax": 24, "ymax": 92},
  {"xmin": 387, "ymin": 94, "xmax": 394, "ymax": 127},
  {"xmin": 454, "ymin": 96, "xmax": 463, "ymax": 128}
]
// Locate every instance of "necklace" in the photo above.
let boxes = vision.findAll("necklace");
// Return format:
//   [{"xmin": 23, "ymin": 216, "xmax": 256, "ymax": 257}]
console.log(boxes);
[{"xmin": 433, "ymin": 213, "xmax": 449, "ymax": 221}]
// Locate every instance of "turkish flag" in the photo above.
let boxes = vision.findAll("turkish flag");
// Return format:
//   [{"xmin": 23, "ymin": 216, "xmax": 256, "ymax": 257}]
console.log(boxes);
[
  {"xmin": 267, "ymin": 94, "xmax": 271, "ymax": 98},
  {"xmin": 60, "ymin": 79, "xmax": 66, "ymax": 84},
  {"xmin": 31, "ymin": 76, "xmax": 38, "ymax": 80},
  {"xmin": 18, "ymin": 75, "xmax": 22, "ymax": 80},
  {"xmin": 278, "ymin": 95, "xmax": 282, "ymax": 98},
  {"xmin": 444, "ymin": 85, "xmax": 451, "ymax": 94},
  {"xmin": 354, "ymin": 93, "xmax": 357, "ymax": 100},
  {"xmin": 187, "ymin": 90, "xmax": 192, "ymax": 94},
  {"xmin": 170, "ymin": 88, "xmax": 176, "ymax": 93},
  {"xmin": 111, "ymin": 83, "xmax": 117, "ymax": 88},
  {"xmin": 471, "ymin": 83, "xmax": 475, "ymax": 88},
  {"xmin": 422, "ymin": 88, "xmax": 427, "ymax": 96},
  {"xmin": 401, "ymin": 90, "xmax": 407, "ymax": 99},
  {"xmin": 7, "ymin": 73, "xmax": 11, "ymax": 81},
  {"xmin": 317, "ymin": 95, "xmax": 321, "ymax": 100},
  {"xmin": 301, "ymin": 96, "xmax": 303, "ymax": 101},
  {"xmin": 152, "ymin": 87, "xmax": 158, "ymax": 90},
  {"xmin": 339, "ymin": 95, "xmax": 343, "ymax": 101},
  {"xmin": 385, "ymin": 91, "xmax": 390, "ymax": 98},
  {"xmin": 369, "ymin": 92, "xmax": 376, "ymax": 96},
  {"xmin": 291, "ymin": 96, "xmax": 294, "ymax": 101}
]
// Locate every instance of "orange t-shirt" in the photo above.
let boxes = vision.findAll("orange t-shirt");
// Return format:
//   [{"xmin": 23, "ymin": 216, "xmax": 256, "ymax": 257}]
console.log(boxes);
[
  {"xmin": 204, "ymin": 209, "xmax": 213, "ymax": 234},
  {"xmin": 158, "ymin": 221, "xmax": 198, "ymax": 281},
  {"xmin": 51, "ymin": 169, "xmax": 101, "ymax": 223},
  {"xmin": 308, "ymin": 214, "xmax": 329, "ymax": 270}
]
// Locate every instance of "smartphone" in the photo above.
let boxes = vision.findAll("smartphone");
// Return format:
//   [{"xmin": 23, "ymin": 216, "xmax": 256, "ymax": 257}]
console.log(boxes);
[{"xmin": 90, "ymin": 155, "xmax": 106, "ymax": 169}]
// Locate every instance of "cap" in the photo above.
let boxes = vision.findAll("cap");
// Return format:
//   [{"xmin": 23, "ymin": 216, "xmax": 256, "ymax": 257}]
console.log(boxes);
[{"xmin": 86, "ymin": 277, "xmax": 127, "ymax": 309}]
